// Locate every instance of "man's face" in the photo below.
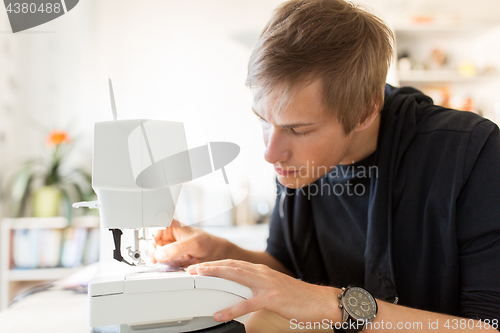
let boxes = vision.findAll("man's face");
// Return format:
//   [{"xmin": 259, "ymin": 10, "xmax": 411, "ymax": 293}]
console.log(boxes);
[{"xmin": 253, "ymin": 80, "xmax": 355, "ymax": 188}]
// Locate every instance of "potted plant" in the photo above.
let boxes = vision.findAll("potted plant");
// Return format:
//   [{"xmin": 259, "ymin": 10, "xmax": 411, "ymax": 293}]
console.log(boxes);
[{"xmin": 7, "ymin": 129, "xmax": 94, "ymax": 220}]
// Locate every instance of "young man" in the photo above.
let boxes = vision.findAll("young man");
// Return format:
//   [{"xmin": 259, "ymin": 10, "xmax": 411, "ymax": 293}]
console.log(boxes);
[{"xmin": 152, "ymin": 0, "xmax": 500, "ymax": 331}]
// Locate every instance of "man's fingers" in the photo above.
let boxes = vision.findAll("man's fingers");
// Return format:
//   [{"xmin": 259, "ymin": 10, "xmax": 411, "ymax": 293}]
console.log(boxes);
[
  {"xmin": 187, "ymin": 259, "xmax": 262, "ymax": 274},
  {"xmin": 154, "ymin": 220, "xmax": 183, "ymax": 243},
  {"xmin": 154, "ymin": 228, "xmax": 175, "ymax": 244},
  {"xmin": 185, "ymin": 261, "xmax": 273, "ymax": 322},
  {"xmin": 170, "ymin": 219, "xmax": 182, "ymax": 228},
  {"xmin": 189, "ymin": 265, "xmax": 258, "ymax": 288},
  {"xmin": 148, "ymin": 242, "xmax": 157, "ymax": 263},
  {"xmin": 153, "ymin": 240, "xmax": 194, "ymax": 262},
  {"xmin": 155, "ymin": 219, "xmax": 194, "ymax": 245},
  {"xmin": 166, "ymin": 255, "xmax": 197, "ymax": 267},
  {"xmin": 213, "ymin": 298, "xmax": 261, "ymax": 322}
]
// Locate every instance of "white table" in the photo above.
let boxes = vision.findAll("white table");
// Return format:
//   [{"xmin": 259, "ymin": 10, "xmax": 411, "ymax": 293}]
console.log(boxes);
[{"xmin": 0, "ymin": 288, "xmax": 90, "ymax": 333}]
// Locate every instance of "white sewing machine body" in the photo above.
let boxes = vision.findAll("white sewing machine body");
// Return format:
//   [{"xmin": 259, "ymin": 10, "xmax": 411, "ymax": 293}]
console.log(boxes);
[
  {"xmin": 89, "ymin": 263, "xmax": 252, "ymax": 332},
  {"xmin": 74, "ymin": 82, "xmax": 250, "ymax": 333}
]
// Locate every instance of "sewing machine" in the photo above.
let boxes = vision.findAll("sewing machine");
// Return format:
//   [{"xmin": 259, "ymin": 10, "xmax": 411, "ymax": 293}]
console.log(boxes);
[{"xmin": 73, "ymin": 80, "xmax": 251, "ymax": 333}]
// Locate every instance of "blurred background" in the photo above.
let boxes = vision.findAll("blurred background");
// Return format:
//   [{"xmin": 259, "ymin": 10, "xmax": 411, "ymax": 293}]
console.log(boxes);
[{"xmin": 0, "ymin": 0, "xmax": 500, "ymax": 310}]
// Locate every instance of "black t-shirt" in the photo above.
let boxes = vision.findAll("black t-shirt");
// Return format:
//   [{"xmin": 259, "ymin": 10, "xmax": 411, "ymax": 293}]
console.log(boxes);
[{"xmin": 312, "ymin": 152, "xmax": 376, "ymax": 288}]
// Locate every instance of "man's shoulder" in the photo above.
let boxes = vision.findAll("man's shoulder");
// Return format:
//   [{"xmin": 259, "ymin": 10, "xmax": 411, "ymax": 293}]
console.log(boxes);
[
  {"xmin": 414, "ymin": 105, "xmax": 491, "ymax": 135},
  {"xmin": 384, "ymin": 85, "xmax": 495, "ymax": 135}
]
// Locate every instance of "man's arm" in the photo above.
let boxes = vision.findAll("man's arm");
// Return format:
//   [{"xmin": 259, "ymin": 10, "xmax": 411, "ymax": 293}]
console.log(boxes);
[
  {"xmin": 333, "ymin": 292, "xmax": 499, "ymax": 333},
  {"xmin": 187, "ymin": 260, "xmax": 499, "ymax": 332},
  {"xmin": 223, "ymin": 239, "xmax": 293, "ymax": 275},
  {"xmin": 152, "ymin": 222, "xmax": 498, "ymax": 333},
  {"xmin": 151, "ymin": 219, "xmax": 293, "ymax": 275},
  {"xmin": 321, "ymin": 292, "xmax": 500, "ymax": 333}
]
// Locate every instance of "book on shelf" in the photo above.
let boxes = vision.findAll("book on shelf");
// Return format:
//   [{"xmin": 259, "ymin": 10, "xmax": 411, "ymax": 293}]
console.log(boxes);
[
  {"xmin": 39, "ymin": 229, "xmax": 63, "ymax": 268},
  {"xmin": 12, "ymin": 229, "xmax": 30, "ymax": 269},
  {"xmin": 83, "ymin": 227, "xmax": 100, "ymax": 266},
  {"xmin": 11, "ymin": 226, "xmax": 99, "ymax": 269},
  {"xmin": 60, "ymin": 227, "xmax": 88, "ymax": 267},
  {"xmin": 28, "ymin": 229, "xmax": 40, "ymax": 268}
]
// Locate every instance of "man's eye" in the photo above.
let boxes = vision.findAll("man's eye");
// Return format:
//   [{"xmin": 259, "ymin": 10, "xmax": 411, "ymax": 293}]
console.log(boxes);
[{"xmin": 290, "ymin": 128, "xmax": 307, "ymax": 136}]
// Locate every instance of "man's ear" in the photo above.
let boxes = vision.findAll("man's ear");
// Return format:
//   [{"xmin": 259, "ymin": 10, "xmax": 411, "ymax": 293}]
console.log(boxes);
[{"xmin": 354, "ymin": 101, "xmax": 380, "ymax": 132}]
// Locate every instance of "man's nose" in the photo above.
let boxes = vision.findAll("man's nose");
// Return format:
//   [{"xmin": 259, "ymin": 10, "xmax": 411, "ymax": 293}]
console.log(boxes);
[{"xmin": 264, "ymin": 128, "xmax": 291, "ymax": 164}]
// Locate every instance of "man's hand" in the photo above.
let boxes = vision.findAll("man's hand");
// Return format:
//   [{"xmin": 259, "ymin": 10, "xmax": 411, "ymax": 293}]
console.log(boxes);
[
  {"xmin": 149, "ymin": 219, "xmax": 229, "ymax": 267},
  {"xmin": 186, "ymin": 259, "xmax": 338, "ymax": 323}
]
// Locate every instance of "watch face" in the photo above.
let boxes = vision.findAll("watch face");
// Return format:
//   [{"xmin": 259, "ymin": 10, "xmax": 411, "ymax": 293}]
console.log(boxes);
[{"xmin": 343, "ymin": 287, "xmax": 377, "ymax": 320}]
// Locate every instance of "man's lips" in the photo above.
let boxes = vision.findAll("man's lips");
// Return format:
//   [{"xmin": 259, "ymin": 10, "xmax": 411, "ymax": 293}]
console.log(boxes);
[{"xmin": 274, "ymin": 166, "xmax": 297, "ymax": 176}]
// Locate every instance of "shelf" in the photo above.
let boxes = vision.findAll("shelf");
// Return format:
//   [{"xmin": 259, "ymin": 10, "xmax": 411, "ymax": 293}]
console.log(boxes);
[
  {"xmin": 1, "ymin": 216, "xmax": 100, "ymax": 310},
  {"xmin": 394, "ymin": 24, "xmax": 500, "ymax": 38},
  {"xmin": 2, "ymin": 215, "xmax": 99, "ymax": 229},
  {"xmin": 3, "ymin": 217, "xmax": 68, "ymax": 230},
  {"xmin": 398, "ymin": 70, "xmax": 498, "ymax": 83},
  {"xmin": 7, "ymin": 267, "xmax": 82, "ymax": 281}
]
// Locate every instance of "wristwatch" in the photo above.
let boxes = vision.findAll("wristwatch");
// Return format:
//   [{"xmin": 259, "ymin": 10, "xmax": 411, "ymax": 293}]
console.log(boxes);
[{"xmin": 334, "ymin": 286, "xmax": 378, "ymax": 333}]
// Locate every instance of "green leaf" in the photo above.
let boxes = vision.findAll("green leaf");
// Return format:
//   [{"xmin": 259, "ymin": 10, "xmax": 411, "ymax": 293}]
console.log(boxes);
[
  {"xmin": 18, "ymin": 175, "xmax": 35, "ymax": 217},
  {"xmin": 72, "ymin": 168, "xmax": 94, "ymax": 199},
  {"xmin": 74, "ymin": 168, "xmax": 92, "ymax": 184},
  {"xmin": 69, "ymin": 182, "xmax": 83, "ymax": 201},
  {"xmin": 10, "ymin": 165, "xmax": 35, "ymax": 217},
  {"xmin": 60, "ymin": 187, "xmax": 73, "ymax": 222}
]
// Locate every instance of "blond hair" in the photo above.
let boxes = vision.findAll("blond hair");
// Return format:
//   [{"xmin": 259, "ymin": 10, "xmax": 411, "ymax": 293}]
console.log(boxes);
[{"xmin": 246, "ymin": 0, "xmax": 394, "ymax": 133}]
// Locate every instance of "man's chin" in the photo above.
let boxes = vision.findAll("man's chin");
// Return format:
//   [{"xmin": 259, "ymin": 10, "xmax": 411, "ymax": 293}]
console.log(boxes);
[{"xmin": 277, "ymin": 175, "xmax": 319, "ymax": 189}]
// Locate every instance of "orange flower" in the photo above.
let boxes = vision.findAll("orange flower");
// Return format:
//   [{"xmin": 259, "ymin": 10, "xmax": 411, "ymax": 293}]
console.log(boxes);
[{"xmin": 46, "ymin": 130, "xmax": 71, "ymax": 147}]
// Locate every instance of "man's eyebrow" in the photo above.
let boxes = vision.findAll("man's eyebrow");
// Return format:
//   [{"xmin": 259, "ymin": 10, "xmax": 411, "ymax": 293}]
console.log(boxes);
[
  {"xmin": 252, "ymin": 108, "xmax": 316, "ymax": 129},
  {"xmin": 252, "ymin": 107, "xmax": 316, "ymax": 128},
  {"xmin": 280, "ymin": 123, "xmax": 315, "ymax": 129}
]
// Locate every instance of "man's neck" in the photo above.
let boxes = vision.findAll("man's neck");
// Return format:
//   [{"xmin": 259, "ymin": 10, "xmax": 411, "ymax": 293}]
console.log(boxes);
[{"xmin": 339, "ymin": 113, "xmax": 381, "ymax": 165}]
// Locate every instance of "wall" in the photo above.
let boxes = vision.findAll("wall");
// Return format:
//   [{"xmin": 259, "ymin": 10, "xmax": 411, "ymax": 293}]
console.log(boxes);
[
  {"xmin": 1, "ymin": 0, "xmax": 500, "ymax": 224},
  {"xmin": 0, "ymin": 0, "xmax": 287, "ymax": 225},
  {"xmin": 357, "ymin": 0, "xmax": 500, "ymax": 121},
  {"xmin": 0, "ymin": 0, "xmax": 96, "ymax": 215}
]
